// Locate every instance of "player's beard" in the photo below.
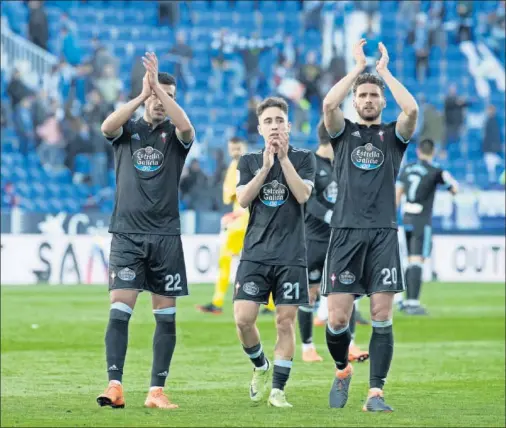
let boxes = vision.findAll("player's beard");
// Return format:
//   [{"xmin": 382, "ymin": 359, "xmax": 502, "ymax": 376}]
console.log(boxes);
[
  {"xmin": 357, "ymin": 106, "xmax": 381, "ymax": 122},
  {"xmin": 150, "ymin": 106, "xmax": 166, "ymax": 123}
]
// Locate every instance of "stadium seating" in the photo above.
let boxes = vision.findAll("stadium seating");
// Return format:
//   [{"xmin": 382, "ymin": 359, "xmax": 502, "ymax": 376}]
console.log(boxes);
[{"xmin": 1, "ymin": 0, "xmax": 504, "ymax": 213}]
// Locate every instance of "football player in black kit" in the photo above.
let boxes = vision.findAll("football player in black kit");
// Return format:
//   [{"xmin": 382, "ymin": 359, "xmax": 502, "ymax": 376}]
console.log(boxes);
[
  {"xmin": 396, "ymin": 138, "xmax": 459, "ymax": 315},
  {"xmin": 233, "ymin": 97, "xmax": 316, "ymax": 408},
  {"xmin": 321, "ymin": 39, "xmax": 419, "ymax": 412},
  {"xmin": 298, "ymin": 119, "xmax": 369, "ymax": 364},
  {"xmin": 96, "ymin": 52, "xmax": 195, "ymax": 410}
]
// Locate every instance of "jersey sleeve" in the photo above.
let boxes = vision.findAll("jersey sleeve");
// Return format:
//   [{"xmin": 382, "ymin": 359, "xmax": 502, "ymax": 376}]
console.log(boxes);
[
  {"xmin": 105, "ymin": 119, "xmax": 133, "ymax": 145},
  {"xmin": 298, "ymin": 151, "xmax": 317, "ymax": 187},
  {"xmin": 236, "ymin": 155, "xmax": 254, "ymax": 190},
  {"xmin": 439, "ymin": 169, "xmax": 458, "ymax": 190},
  {"xmin": 328, "ymin": 118, "xmax": 350, "ymax": 147},
  {"xmin": 175, "ymin": 127, "xmax": 195, "ymax": 151},
  {"xmin": 170, "ymin": 125, "xmax": 195, "ymax": 152}
]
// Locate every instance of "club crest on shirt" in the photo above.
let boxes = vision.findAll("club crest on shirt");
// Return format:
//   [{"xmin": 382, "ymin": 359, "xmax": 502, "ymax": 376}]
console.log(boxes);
[
  {"xmin": 161, "ymin": 132, "xmax": 167, "ymax": 143},
  {"xmin": 132, "ymin": 146, "xmax": 164, "ymax": 172},
  {"xmin": 351, "ymin": 143, "xmax": 384, "ymax": 171},
  {"xmin": 259, "ymin": 180, "xmax": 289, "ymax": 207}
]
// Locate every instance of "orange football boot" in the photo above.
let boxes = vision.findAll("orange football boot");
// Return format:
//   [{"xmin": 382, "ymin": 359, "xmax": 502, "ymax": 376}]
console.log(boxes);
[
  {"xmin": 313, "ymin": 316, "xmax": 326, "ymax": 327},
  {"xmin": 97, "ymin": 382, "xmax": 125, "ymax": 408},
  {"xmin": 348, "ymin": 343, "xmax": 369, "ymax": 363},
  {"xmin": 144, "ymin": 387, "xmax": 179, "ymax": 409}
]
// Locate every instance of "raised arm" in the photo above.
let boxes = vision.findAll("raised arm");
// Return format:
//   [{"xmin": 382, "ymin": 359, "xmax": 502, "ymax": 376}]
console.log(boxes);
[
  {"xmin": 143, "ymin": 52, "xmax": 195, "ymax": 143},
  {"xmin": 322, "ymin": 39, "xmax": 367, "ymax": 138},
  {"xmin": 236, "ymin": 150, "xmax": 274, "ymax": 209},
  {"xmin": 101, "ymin": 73, "xmax": 150, "ymax": 139},
  {"xmin": 375, "ymin": 42, "xmax": 419, "ymax": 142}
]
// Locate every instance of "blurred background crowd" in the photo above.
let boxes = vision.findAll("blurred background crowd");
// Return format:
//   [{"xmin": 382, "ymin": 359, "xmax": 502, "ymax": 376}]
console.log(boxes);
[{"xmin": 1, "ymin": 0, "xmax": 504, "ymax": 224}]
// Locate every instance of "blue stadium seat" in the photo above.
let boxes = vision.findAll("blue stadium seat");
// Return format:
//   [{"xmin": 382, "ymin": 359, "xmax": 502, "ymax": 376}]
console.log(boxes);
[{"xmin": 74, "ymin": 155, "xmax": 92, "ymax": 175}]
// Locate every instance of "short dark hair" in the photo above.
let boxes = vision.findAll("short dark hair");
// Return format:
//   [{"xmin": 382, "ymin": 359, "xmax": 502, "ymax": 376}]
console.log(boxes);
[
  {"xmin": 317, "ymin": 119, "xmax": 331, "ymax": 146},
  {"xmin": 352, "ymin": 73, "xmax": 385, "ymax": 96},
  {"xmin": 229, "ymin": 136, "xmax": 246, "ymax": 145},
  {"xmin": 256, "ymin": 96, "xmax": 289, "ymax": 117},
  {"xmin": 158, "ymin": 72, "xmax": 176, "ymax": 87},
  {"xmin": 418, "ymin": 138, "xmax": 435, "ymax": 155}
]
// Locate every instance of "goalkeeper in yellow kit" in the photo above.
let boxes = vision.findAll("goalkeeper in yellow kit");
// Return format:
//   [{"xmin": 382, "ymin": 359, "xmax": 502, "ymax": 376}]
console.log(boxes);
[{"xmin": 197, "ymin": 137, "xmax": 275, "ymax": 314}]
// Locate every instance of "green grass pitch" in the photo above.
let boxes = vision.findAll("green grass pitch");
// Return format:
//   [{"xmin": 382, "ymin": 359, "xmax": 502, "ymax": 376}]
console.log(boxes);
[{"xmin": 1, "ymin": 282, "xmax": 504, "ymax": 427}]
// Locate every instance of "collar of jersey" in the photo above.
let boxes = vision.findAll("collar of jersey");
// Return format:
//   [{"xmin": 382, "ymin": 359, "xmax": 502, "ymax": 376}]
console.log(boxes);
[
  {"xmin": 139, "ymin": 116, "xmax": 170, "ymax": 129},
  {"xmin": 356, "ymin": 123, "xmax": 382, "ymax": 129},
  {"xmin": 261, "ymin": 145, "xmax": 293, "ymax": 153}
]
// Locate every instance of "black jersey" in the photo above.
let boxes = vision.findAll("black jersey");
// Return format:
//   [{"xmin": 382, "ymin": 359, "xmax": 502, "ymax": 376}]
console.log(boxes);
[
  {"xmin": 397, "ymin": 160, "xmax": 451, "ymax": 226},
  {"xmin": 237, "ymin": 146, "xmax": 316, "ymax": 267},
  {"xmin": 305, "ymin": 153, "xmax": 336, "ymax": 242},
  {"xmin": 106, "ymin": 117, "xmax": 193, "ymax": 235},
  {"xmin": 330, "ymin": 119, "xmax": 408, "ymax": 229}
]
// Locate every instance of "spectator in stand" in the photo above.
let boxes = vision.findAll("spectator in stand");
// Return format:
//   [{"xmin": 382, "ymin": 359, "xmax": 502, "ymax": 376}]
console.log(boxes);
[
  {"xmin": 486, "ymin": 1, "xmax": 506, "ymax": 59},
  {"xmin": 7, "ymin": 69, "xmax": 34, "ymax": 109},
  {"xmin": 13, "ymin": 96, "xmax": 35, "ymax": 155},
  {"xmin": 428, "ymin": 0, "xmax": 446, "ymax": 49},
  {"xmin": 158, "ymin": 0, "xmax": 180, "ymax": 28},
  {"xmin": 442, "ymin": 84, "xmax": 471, "ymax": 159},
  {"xmin": 282, "ymin": 35, "xmax": 297, "ymax": 66},
  {"xmin": 60, "ymin": 26, "xmax": 82, "ymax": 66},
  {"xmin": 245, "ymin": 96, "xmax": 260, "ymax": 146},
  {"xmin": 303, "ymin": 1, "xmax": 324, "ymax": 31},
  {"xmin": 398, "ymin": 0, "xmax": 420, "ymax": 32},
  {"xmin": 0, "ymin": 102, "xmax": 8, "ymax": 130},
  {"xmin": 28, "ymin": 0, "xmax": 49, "ymax": 51},
  {"xmin": 457, "ymin": 1, "xmax": 473, "ymax": 42},
  {"xmin": 42, "ymin": 63, "xmax": 62, "ymax": 103},
  {"xmin": 180, "ymin": 159, "xmax": 213, "ymax": 210},
  {"xmin": 93, "ymin": 64, "xmax": 124, "ymax": 108},
  {"xmin": 482, "ymin": 105, "xmax": 504, "ymax": 184},
  {"xmin": 239, "ymin": 33, "xmax": 269, "ymax": 97},
  {"xmin": 297, "ymin": 50, "xmax": 322, "ymax": 106},
  {"xmin": 85, "ymin": 37, "xmax": 118, "ymax": 81},
  {"xmin": 82, "ymin": 89, "xmax": 110, "ymax": 134},
  {"xmin": 210, "ymin": 29, "xmax": 246, "ymax": 98},
  {"xmin": 418, "ymin": 94, "xmax": 445, "ymax": 153},
  {"xmin": 409, "ymin": 13, "xmax": 430, "ymax": 83},
  {"xmin": 36, "ymin": 103, "xmax": 65, "ymax": 171},
  {"xmin": 60, "ymin": 11, "xmax": 77, "ymax": 34},
  {"xmin": 320, "ymin": 47, "xmax": 346, "ymax": 95},
  {"xmin": 164, "ymin": 30, "xmax": 194, "ymax": 90},
  {"xmin": 32, "ymin": 89, "xmax": 51, "ymax": 139}
]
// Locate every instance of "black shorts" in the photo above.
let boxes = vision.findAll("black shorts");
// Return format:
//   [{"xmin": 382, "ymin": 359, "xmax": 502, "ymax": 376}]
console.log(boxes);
[
  {"xmin": 322, "ymin": 228, "xmax": 405, "ymax": 297},
  {"xmin": 233, "ymin": 261, "xmax": 309, "ymax": 306},
  {"xmin": 108, "ymin": 233, "xmax": 188, "ymax": 297},
  {"xmin": 403, "ymin": 223, "xmax": 432, "ymax": 258},
  {"xmin": 307, "ymin": 239, "xmax": 328, "ymax": 285}
]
